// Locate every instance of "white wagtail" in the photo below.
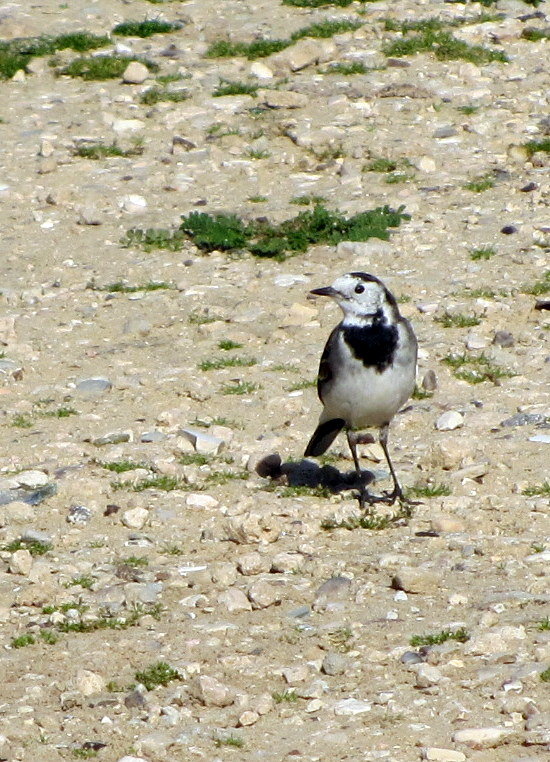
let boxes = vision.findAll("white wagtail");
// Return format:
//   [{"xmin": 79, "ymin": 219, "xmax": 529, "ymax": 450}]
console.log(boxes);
[{"xmin": 304, "ymin": 271, "xmax": 417, "ymax": 507}]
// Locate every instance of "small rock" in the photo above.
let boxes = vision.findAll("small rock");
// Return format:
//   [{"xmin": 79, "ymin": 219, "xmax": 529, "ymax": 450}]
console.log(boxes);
[
  {"xmin": 313, "ymin": 575, "xmax": 352, "ymax": 611},
  {"xmin": 75, "ymin": 669, "xmax": 106, "ymax": 696},
  {"xmin": 122, "ymin": 61, "xmax": 150, "ymax": 84},
  {"xmin": 238, "ymin": 710, "xmax": 259, "ymax": 726},
  {"xmin": 500, "ymin": 413, "xmax": 546, "ymax": 428},
  {"xmin": 255, "ymin": 693, "xmax": 274, "ymax": 715},
  {"xmin": 124, "ymin": 690, "xmax": 147, "ymax": 710},
  {"xmin": 430, "ymin": 515, "xmax": 466, "ymax": 533},
  {"xmin": 250, "ymin": 62, "xmax": 273, "ymax": 79},
  {"xmin": 92, "ymin": 431, "xmax": 132, "ymax": 446},
  {"xmin": 75, "ymin": 377, "xmax": 112, "ymax": 396},
  {"xmin": 15, "ymin": 470, "xmax": 49, "ymax": 489},
  {"xmin": 9, "ymin": 548, "xmax": 33, "ymax": 575},
  {"xmin": 401, "ymin": 651, "xmax": 424, "ymax": 665},
  {"xmin": 466, "ymin": 626, "xmax": 526, "ymax": 656},
  {"xmin": 189, "ymin": 675, "xmax": 234, "ymax": 707},
  {"xmin": 501, "ymin": 225, "xmax": 517, "ymax": 235},
  {"xmin": 465, "ymin": 333, "xmax": 488, "ymax": 351},
  {"xmin": 261, "ymin": 90, "xmax": 308, "ymax": 109},
  {"xmin": 422, "ymin": 370, "xmax": 437, "ymax": 391},
  {"xmin": 78, "ymin": 206, "xmax": 103, "ymax": 225},
  {"xmin": 247, "ymin": 579, "xmax": 282, "ymax": 609},
  {"xmin": 415, "ymin": 664, "xmax": 443, "ymax": 688},
  {"xmin": 333, "ymin": 697, "xmax": 371, "ymax": 716},
  {"xmin": 322, "ymin": 652, "xmax": 348, "ymax": 676},
  {"xmin": 179, "ymin": 427, "xmax": 225, "ymax": 455},
  {"xmin": 271, "ymin": 552, "xmax": 302, "ymax": 573},
  {"xmin": 392, "ymin": 567, "xmax": 441, "ymax": 594},
  {"xmin": 67, "ymin": 504, "xmax": 92, "ymax": 525},
  {"xmin": 422, "ymin": 748, "xmax": 466, "ymax": 762},
  {"xmin": 217, "ymin": 588, "xmax": 252, "ymax": 612},
  {"xmin": 237, "ymin": 552, "xmax": 271, "ymax": 576},
  {"xmin": 433, "ymin": 125, "xmax": 458, "ymax": 139},
  {"xmin": 436, "ymin": 411, "xmax": 464, "ymax": 431},
  {"xmin": 493, "ymin": 330, "xmax": 514, "ymax": 348},
  {"xmin": 185, "ymin": 493, "xmax": 219, "ymax": 509},
  {"xmin": 120, "ymin": 194, "xmax": 147, "ymax": 214},
  {"xmin": 225, "ymin": 513, "xmax": 281, "ymax": 544},
  {"xmin": 282, "ymin": 664, "xmax": 309, "ymax": 685},
  {"xmin": 122, "ymin": 508, "xmax": 149, "ymax": 529},
  {"xmin": 452, "ymin": 726, "xmax": 516, "ymax": 749}
]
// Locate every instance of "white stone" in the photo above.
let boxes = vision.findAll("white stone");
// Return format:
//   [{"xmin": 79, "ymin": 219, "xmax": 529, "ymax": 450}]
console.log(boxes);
[
  {"xmin": 9, "ymin": 548, "xmax": 33, "ymax": 576},
  {"xmin": 111, "ymin": 119, "xmax": 145, "ymax": 134},
  {"xmin": 436, "ymin": 411, "xmax": 464, "ymax": 431},
  {"xmin": 217, "ymin": 588, "xmax": 252, "ymax": 612},
  {"xmin": 465, "ymin": 333, "xmax": 488, "ymax": 350},
  {"xmin": 306, "ymin": 699, "xmax": 324, "ymax": 712},
  {"xmin": 179, "ymin": 427, "xmax": 225, "ymax": 455},
  {"xmin": 238, "ymin": 710, "xmax": 259, "ymax": 726},
  {"xmin": 15, "ymin": 470, "xmax": 49, "ymax": 488},
  {"xmin": 185, "ymin": 493, "xmax": 219, "ymax": 509},
  {"xmin": 75, "ymin": 669, "xmax": 106, "ymax": 696},
  {"xmin": 452, "ymin": 727, "xmax": 516, "ymax": 749},
  {"xmin": 120, "ymin": 194, "xmax": 147, "ymax": 214},
  {"xmin": 250, "ymin": 62, "xmax": 273, "ymax": 80},
  {"xmin": 422, "ymin": 748, "xmax": 466, "ymax": 762},
  {"xmin": 415, "ymin": 664, "xmax": 443, "ymax": 688},
  {"xmin": 416, "ymin": 156, "xmax": 436, "ymax": 172},
  {"xmin": 121, "ymin": 507, "xmax": 149, "ymax": 529},
  {"xmin": 122, "ymin": 61, "xmax": 150, "ymax": 84},
  {"xmin": 189, "ymin": 675, "xmax": 235, "ymax": 707},
  {"xmin": 333, "ymin": 697, "xmax": 372, "ymax": 715}
]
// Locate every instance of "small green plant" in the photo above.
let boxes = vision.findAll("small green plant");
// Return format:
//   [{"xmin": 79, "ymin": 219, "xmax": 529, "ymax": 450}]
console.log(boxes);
[
  {"xmin": 470, "ymin": 246, "xmax": 496, "ymax": 261},
  {"xmin": 60, "ymin": 55, "xmax": 158, "ymax": 80},
  {"xmin": 178, "ymin": 453, "xmax": 210, "ymax": 466},
  {"xmin": 215, "ymin": 736, "xmax": 244, "ymax": 749},
  {"xmin": 122, "ymin": 227, "xmax": 185, "ymax": 252},
  {"xmin": 206, "ymin": 38, "xmax": 289, "ymax": 60},
  {"xmin": 161, "ymin": 544, "xmax": 184, "ymax": 556},
  {"xmin": 407, "ymin": 484, "xmax": 451, "ymax": 498},
  {"xmin": 92, "ymin": 280, "xmax": 174, "ymax": 293},
  {"xmin": 66, "ymin": 575, "xmax": 94, "ymax": 589},
  {"xmin": 321, "ymin": 61, "xmax": 369, "ymax": 75},
  {"xmin": 11, "ymin": 414, "xmax": 32, "ymax": 428},
  {"xmin": 539, "ymin": 667, "xmax": 550, "ymax": 682},
  {"xmin": 246, "ymin": 148, "xmax": 270, "ymax": 159},
  {"xmin": 456, "ymin": 105, "xmax": 479, "ymax": 115},
  {"xmin": 0, "ymin": 33, "xmax": 110, "ymax": 79},
  {"xmin": 40, "ymin": 406, "xmax": 78, "ymax": 418},
  {"xmin": 106, "ymin": 680, "xmax": 126, "ymax": 692},
  {"xmin": 412, "ymin": 385, "xmax": 433, "ymax": 400},
  {"xmin": 221, "ymin": 381, "xmax": 259, "ymax": 395},
  {"xmin": 538, "ymin": 618, "xmax": 550, "ymax": 631},
  {"xmin": 218, "ymin": 339, "xmax": 243, "ymax": 351},
  {"xmin": 523, "ymin": 482, "xmax": 550, "ymax": 497},
  {"xmin": 204, "ymin": 470, "xmax": 249, "ymax": 486},
  {"xmin": 135, "ymin": 661, "xmax": 181, "ymax": 691},
  {"xmin": 100, "ymin": 460, "xmax": 146, "ymax": 473},
  {"xmin": 383, "ymin": 30, "xmax": 507, "ymax": 65},
  {"xmin": 199, "ymin": 356, "xmax": 257, "ymax": 371},
  {"xmin": 112, "ymin": 20, "xmax": 181, "ymax": 37},
  {"xmin": 460, "ymin": 287, "xmax": 498, "ymax": 299},
  {"xmin": 39, "ymin": 629, "xmax": 59, "ymax": 645},
  {"xmin": 11, "ymin": 634, "xmax": 35, "ymax": 648},
  {"xmin": 442, "ymin": 353, "xmax": 513, "ymax": 385},
  {"xmin": 72, "ymin": 748, "xmax": 98, "ymax": 759},
  {"xmin": 248, "ymin": 195, "xmax": 267, "ymax": 203},
  {"xmin": 122, "ymin": 556, "xmax": 149, "ymax": 568},
  {"xmin": 410, "ymin": 628, "xmax": 470, "ymax": 647},
  {"xmin": 213, "ymin": 79, "xmax": 258, "ymax": 97},
  {"xmin": 289, "ymin": 195, "xmax": 327, "ymax": 205},
  {"xmin": 283, "ymin": 0, "xmax": 355, "ymax": 6},
  {"xmin": 385, "ymin": 172, "xmax": 414, "ymax": 184},
  {"xmin": 75, "ymin": 142, "xmax": 144, "ymax": 159},
  {"xmin": 3, "ymin": 539, "xmax": 52, "ymax": 556},
  {"xmin": 272, "ymin": 689, "xmax": 298, "ymax": 703},
  {"xmin": 188, "ymin": 311, "xmax": 222, "ymax": 325},
  {"xmin": 287, "ymin": 379, "xmax": 316, "ymax": 392},
  {"xmin": 522, "ymin": 28, "xmax": 550, "ymax": 42},
  {"xmin": 139, "ymin": 87, "xmax": 187, "ymax": 105},
  {"xmin": 292, "ymin": 19, "xmax": 362, "ymax": 40},
  {"xmin": 365, "ymin": 158, "xmax": 400, "ymax": 173},
  {"xmin": 125, "ymin": 475, "xmax": 186, "ymax": 492},
  {"xmin": 463, "ymin": 174, "xmax": 495, "ymax": 192},
  {"xmin": 434, "ymin": 312, "xmax": 481, "ymax": 328},
  {"xmin": 322, "ymin": 512, "xmax": 403, "ymax": 531},
  {"xmin": 521, "ymin": 271, "xmax": 550, "ymax": 296}
]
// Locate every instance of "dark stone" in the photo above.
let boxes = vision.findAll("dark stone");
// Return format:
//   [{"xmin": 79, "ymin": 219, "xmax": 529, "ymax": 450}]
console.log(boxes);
[
  {"xmin": 520, "ymin": 182, "xmax": 538, "ymax": 192},
  {"xmin": 493, "ymin": 330, "xmax": 514, "ymax": 348},
  {"xmin": 501, "ymin": 225, "xmax": 517, "ymax": 235}
]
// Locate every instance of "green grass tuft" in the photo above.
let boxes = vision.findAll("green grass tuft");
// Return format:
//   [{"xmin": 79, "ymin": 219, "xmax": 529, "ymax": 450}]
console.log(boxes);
[
  {"xmin": 215, "ymin": 736, "xmax": 244, "ymax": 748},
  {"xmin": 75, "ymin": 142, "xmax": 144, "ymax": 159},
  {"xmin": 410, "ymin": 628, "xmax": 470, "ymax": 647},
  {"xmin": 135, "ymin": 661, "xmax": 181, "ymax": 690},
  {"xmin": 60, "ymin": 55, "xmax": 158, "ymax": 80},
  {"xmin": 283, "ymin": 0, "xmax": 355, "ymax": 6},
  {"xmin": 442, "ymin": 353, "xmax": 513, "ymax": 385},
  {"xmin": 205, "ymin": 39, "xmax": 289, "ymax": 60},
  {"xmin": 463, "ymin": 174, "xmax": 495, "ymax": 192},
  {"xmin": 539, "ymin": 667, "xmax": 550, "ymax": 682},
  {"xmin": 407, "ymin": 484, "xmax": 451, "ymax": 498},
  {"xmin": 522, "ymin": 28, "xmax": 550, "ymax": 42},
  {"xmin": 434, "ymin": 312, "xmax": 481, "ymax": 328},
  {"xmin": 383, "ymin": 30, "xmax": 507, "ymax": 65},
  {"xmin": 521, "ymin": 271, "xmax": 550, "ymax": 297},
  {"xmin": 123, "ymin": 476, "xmax": 186, "ymax": 492},
  {"xmin": 112, "ymin": 20, "xmax": 181, "ymax": 37},
  {"xmin": 321, "ymin": 511, "xmax": 409, "ymax": 531},
  {"xmin": 122, "ymin": 227, "xmax": 186, "ymax": 252},
  {"xmin": 291, "ymin": 19, "xmax": 362, "ymax": 41},
  {"xmin": 100, "ymin": 460, "xmax": 146, "ymax": 473},
  {"xmin": 0, "ymin": 32, "xmax": 110, "ymax": 79},
  {"xmin": 11, "ymin": 414, "xmax": 32, "ymax": 428},
  {"xmin": 92, "ymin": 280, "xmax": 173, "ymax": 293},
  {"xmin": 321, "ymin": 61, "xmax": 369, "ymax": 75},
  {"xmin": 3, "ymin": 539, "xmax": 52, "ymax": 556},
  {"xmin": 221, "ymin": 381, "xmax": 259, "ymax": 395},
  {"xmin": 11, "ymin": 634, "xmax": 35, "ymax": 648},
  {"xmin": 213, "ymin": 79, "xmax": 258, "ymax": 97},
  {"xmin": 199, "ymin": 356, "xmax": 257, "ymax": 371},
  {"xmin": 470, "ymin": 246, "xmax": 496, "ymax": 261},
  {"xmin": 272, "ymin": 690, "xmax": 298, "ymax": 703},
  {"xmin": 522, "ymin": 482, "xmax": 550, "ymax": 497},
  {"xmin": 139, "ymin": 87, "xmax": 188, "ymax": 105}
]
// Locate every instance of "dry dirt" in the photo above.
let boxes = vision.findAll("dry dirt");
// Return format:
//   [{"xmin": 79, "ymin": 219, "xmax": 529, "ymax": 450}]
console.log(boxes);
[{"xmin": 0, "ymin": 1, "xmax": 549, "ymax": 761}]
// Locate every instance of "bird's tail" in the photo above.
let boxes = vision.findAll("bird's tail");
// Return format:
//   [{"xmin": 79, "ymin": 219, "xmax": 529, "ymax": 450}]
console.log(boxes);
[{"xmin": 304, "ymin": 418, "xmax": 345, "ymax": 457}]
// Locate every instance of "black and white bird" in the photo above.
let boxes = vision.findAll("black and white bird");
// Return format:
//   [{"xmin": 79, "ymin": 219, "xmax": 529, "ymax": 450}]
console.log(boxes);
[{"xmin": 305, "ymin": 271, "xmax": 417, "ymax": 507}]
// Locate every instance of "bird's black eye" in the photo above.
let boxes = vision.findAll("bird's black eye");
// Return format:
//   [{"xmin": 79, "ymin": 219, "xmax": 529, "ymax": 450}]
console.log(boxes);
[{"xmin": 354, "ymin": 284, "xmax": 365, "ymax": 294}]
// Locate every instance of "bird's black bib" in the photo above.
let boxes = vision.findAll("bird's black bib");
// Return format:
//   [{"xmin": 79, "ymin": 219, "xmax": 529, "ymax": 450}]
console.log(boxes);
[{"xmin": 343, "ymin": 315, "xmax": 398, "ymax": 373}]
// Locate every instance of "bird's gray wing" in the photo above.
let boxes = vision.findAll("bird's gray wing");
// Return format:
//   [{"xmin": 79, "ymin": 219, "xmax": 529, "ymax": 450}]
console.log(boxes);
[{"xmin": 316, "ymin": 324, "xmax": 342, "ymax": 404}]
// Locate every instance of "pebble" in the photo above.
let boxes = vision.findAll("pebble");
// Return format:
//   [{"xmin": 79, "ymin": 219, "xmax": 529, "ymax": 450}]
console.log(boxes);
[
  {"xmin": 66, "ymin": 504, "xmax": 92, "ymax": 525},
  {"xmin": 493, "ymin": 330, "xmax": 514, "ymax": 347},
  {"xmin": 436, "ymin": 411, "xmax": 464, "ymax": 431},
  {"xmin": 122, "ymin": 61, "xmax": 150, "ymax": 84},
  {"xmin": 188, "ymin": 675, "xmax": 235, "ymax": 707},
  {"xmin": 8, "ymin": 548, "xmax": 33, "ymax": 575},
  {"xmin": 15, "ymin": 470, "xmax": 49, "ymax": 489},
  {"xmin": 322, "ymin": 652, "xmax": 348, "ymax": 676},
  {"xmin": 248, "ymin": 579, "xmax": 282, "ymax": 609},
  {"xmin": 422, "ymin": 369, "xmax": 438, "ymax": 391},
  {"xmin": 75, "ymin": 669, "xmax": 106, "ymax": 696},
  {"xmin": 225, "ymin": 513, "xmax": 281, "ymax": 544},
  {"xmin": 121, "ymin": 508, "xmax": 149, "ymax": 529},
  {"xmin": 401, "ymin": 651, "xmax": 424, "ymax": 665},
  {"xmin": 333, "ymin": 698, "xmax": 372, "ymax": 716},
  {"xmin": 238, "ymin": 710, "xmax": 259, "ymax": 726},
  {"xmin": 392, "ymin": 567, "xmax": 441, "ymax": 594},
  {"xmin": 415, "ymin": 664, "xmax": 444, "ymax": 688},
  {"xmin": 217, "ymin": 588, "xmax": 252, "ymax": 612},
  {"xmin": 261, "ymin": 90, "xmax": 308, "ymax": 109},
  {"xmin": 250, "ymin": 62, "xmax": 273, "ymax": 80},
  {"xmin": 501, "ymin": 413, "xmax": 547, "ymax": 427},
  {"xmin": 179, "ymin": 427, "xmax": 225, "ymax": 455},
  {"xmin": 430, "ymin": 516, "xmax": 466, "ymax": 533},
  {"xmin": 92, "ymin": 431, "xmax": 132, "ymax": 446},
  {"xmin": 237, "ymin": 552, "xmax": 271, "ymax": 575},
  {"xmin": 313, "ymin": 575, "xmax": 352, "ymax": 611},
  {"xmin": 452, "ymin": 726, "xmax": 516, "ymax": 749},
  {"xmin": 185, "ymin": 493, "xmax": 219, "ymax": 509},
  {"xmin": 422, "ymin": 749, "xmax": 466, "ymax": 762},
  {"xmin": 75, "ymin": 377, "xmax": 112, "ymax": 396},
  {"xmin": 120, "ymin": 194, "xmax": 147, "ymax": 214}
]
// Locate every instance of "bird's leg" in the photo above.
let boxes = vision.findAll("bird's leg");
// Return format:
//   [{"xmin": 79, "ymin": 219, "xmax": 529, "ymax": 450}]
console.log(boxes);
[
  {"xmin": 378, "ymin": 424, "xmax": 418, "ymax": 507},
  {"xmin": 346, "ymin": 430, "xmax": 385, "ymax": 509}
]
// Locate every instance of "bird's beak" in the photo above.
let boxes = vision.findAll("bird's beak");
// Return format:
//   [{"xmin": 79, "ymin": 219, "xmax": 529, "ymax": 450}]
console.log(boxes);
[{"xmin": 310, "ymin": 286, "xmax": 338, "ymax": 297}]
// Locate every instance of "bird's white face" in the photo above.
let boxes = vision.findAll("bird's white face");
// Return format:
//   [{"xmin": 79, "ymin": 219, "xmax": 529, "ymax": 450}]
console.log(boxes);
[{"xmin": 311, "ymin": 272, "xmax": 389, "ymax": 320}]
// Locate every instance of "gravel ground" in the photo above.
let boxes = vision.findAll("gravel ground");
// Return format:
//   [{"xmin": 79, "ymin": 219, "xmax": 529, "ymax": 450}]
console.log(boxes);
[{"xmin": 0, "ymin": 1, "xmax": 549, "ymax": 761}]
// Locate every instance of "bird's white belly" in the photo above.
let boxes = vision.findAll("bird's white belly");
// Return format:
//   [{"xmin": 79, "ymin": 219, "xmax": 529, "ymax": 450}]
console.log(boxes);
[{"xmin": 321, "ymin": 361, "xmax": 414, "ymax": 429}]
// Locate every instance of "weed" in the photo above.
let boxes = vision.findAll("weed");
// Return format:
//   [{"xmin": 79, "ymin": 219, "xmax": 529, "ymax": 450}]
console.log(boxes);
[
  {"xmin": 442, "ymin": 353, "xmax": 513, "ymax": 384},
  {"xmin": 460, "ymin": 288, "xmax": 498, "ymax": 299},
  {"xmin": 75, "ymin": 142, "xmax": 144, "ymax": 159},
  {"xmin": 190, "ymin": 416, "xmax": 241, "ymax": 429},
  {"xmin": 161, "ymin": 544, "xmax": 184, "ymax": 556},
  {"xmin": 410, "ymin": 628, "xmax": 469, "ymax": 647},
  {"xmin": 456, "ymin": 105, "xmax": 479, "ymax": 115},
  {"xmin": 521, "ymin": 271, "xmax": 550, "ymax": 296},
  {"xmin": 327, "ymin": 626, "xmax": 353, "ymax": 652},
  {"xmin": 93, "ymin": 280, "xmax": 174, "ymax": 293},
  {"xmin": 385, "ymin": 172, "xmax": 414, "ymax": 184},
  {"xmin": 248, "ymin": 195, "xmax": 267, "ymax": 203},
  {"xmin": 11, "ymin": 414, "xmax": 32, "ymax": 428},
  {"xmin": 289, "ymin": 195, "xmax": 327, "ymax": 205},
  {"xmin": 531, "ymin": 543, "xmax": 545, "ymax": 553},
  {"xmin": 124, "ymin": 475, "xmax": 186, "ymax": 492},
  {"xmin": 200, "ymin": 355, "xmax": 257, "ymax": 371},
  {"xmin": 140, "ymin": 87, "xmax": 187, "ymax": 105},
  {"xmin": 221, "ymin": 381, "xmax": 259, "ymax": 395},
  {"xmin": 60, "ymin": 55, "xmax": 158, "ymax": 80},
  {"xmin": 122, "ymin": 556, "xmax": 149, "ymax": 568},
  {"xmin": 67, "ymin": 575, "xmax": 94, "ymax": 589},
  {"xmin": 272, "ymin": 689, "xmax": 298, "ymax": 703},
  {"xmin": 72, "ymin": 749, "xmax": 97, "ymax": 759},
  {"xmin": 3, "ymin": 539, "xmax": 52, "ymax": 556},
  {"xmin": 322, "ymin": 512, "xmax": 403, "ymax": 531},
  {"xmin": 11, "ymin": 634, "xmax": 35, "ymax": 648},
  {"xmin": 181, "ymin": 212, "xmax": 249, "ymax": 251},
  {"xmin": 366, "ymin": 158, "xmax": 399, "ymax": 173},
  {"xmin": 206, "ymin": 39, "xmax": 289, "ymax": 60},
  {"xmin": 407, "ymin": 484, "xmax": 451, "ymax": 498},
  {"xmin": 135, "ymin": 661, "xmax": 181, "ymax": 690},
  {"xmin": 383, "ymin": 30, "xmax": 507, "ymax": 65},
  {"xmin": 112, "ymin": 20, "xmax": 181, "ymax": 37},
  {"xmin": 188, "ymin": 312, "xmax": 222, "ymax": 325},
  {"xmin": 538, "ymin": 618, "xmax": 550, "ymax": 631},
  {"xmin": 434, "ymin": 312, "xmax": 481, "ymax": 328},
  {"xmin": 215, "ymin": 736, "xmax": 244, "ymax": 748},
  {"xmin": 57, "ymin": 603, "xmax": 161, "ymax": 633},
  {"xmin": 247, "ymin": 148, "xmax": 270, "ymax": 159},
  {"xmin": 283, "ymin": 0, "xmax": 355, "ymax": 6},
  {"xmin": 522, "ymin": 482, "xmax": 550, "ymax": 497},
  {"xmin": 463, "ymin": 174, "xmax": 495, "ymax": 192},
  {"xmin": 292, "ymin": 19, "xmax": 362, "ymax": 40},
  {"xmin": 106, "ymin": 681, "xmax": 126, "ymax": 692},
  {"xmin": 321, "ymin": 61, "xmax": 369, "ymax": 75},
  {"xmin": 40, "ymin": 406, "xmax": 78, "ymax": 418},
  {"xmin": 219, "ymin": 339, "xmax": 243, "ymax": 351},
  {"xmin": 204, "ymin": 470, "xmax": 249, "ymax": 485},
  {"xmin": 287, "ymin": 379, "xmax": 316, "ymax": 392},
  {"xmin": 39, "ymin": 629, "xmax": 59, "ymax": 645},
  {"xmin": 277, "ymin": 485, "xmax": 332, "ymax": 499},
  {"xmin": 541, "ymin": 667, "xmax": 550, "ymax": 682},
  {"xmin": 522, "ymin": 28, "xmax": 550, "ymax": 42},
  {"xmin": 122, "ymin": 227, "xmax": 186, "ymax": 252},
  {"xmin": 213, "ymin": 79, "xmax": 258, "ymax": 97},
  {"xmin": 470, "ymin": 246, "xmax": 496, "ymax": 261},
  {"xmin": 178, "ymin": 453, "xmax": 210, "ymax": 466},
  {"xmin": 100, "ymin": 460, "xmax": 146, "ymax": 473},
  {"xmin": 0, "ymin": 33, "xmax": 110, "ymax": 79}
]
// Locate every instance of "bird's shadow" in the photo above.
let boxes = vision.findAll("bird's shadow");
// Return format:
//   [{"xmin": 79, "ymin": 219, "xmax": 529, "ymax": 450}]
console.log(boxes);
[{"xmin": 255, "ymin": 453, "xmax": 375, "ymax": 494}]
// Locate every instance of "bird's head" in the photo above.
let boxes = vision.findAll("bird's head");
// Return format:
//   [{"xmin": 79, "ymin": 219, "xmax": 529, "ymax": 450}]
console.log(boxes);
[{"xmin": 310, "ymin": 272, "xmax": 398, "ymax": 322}]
